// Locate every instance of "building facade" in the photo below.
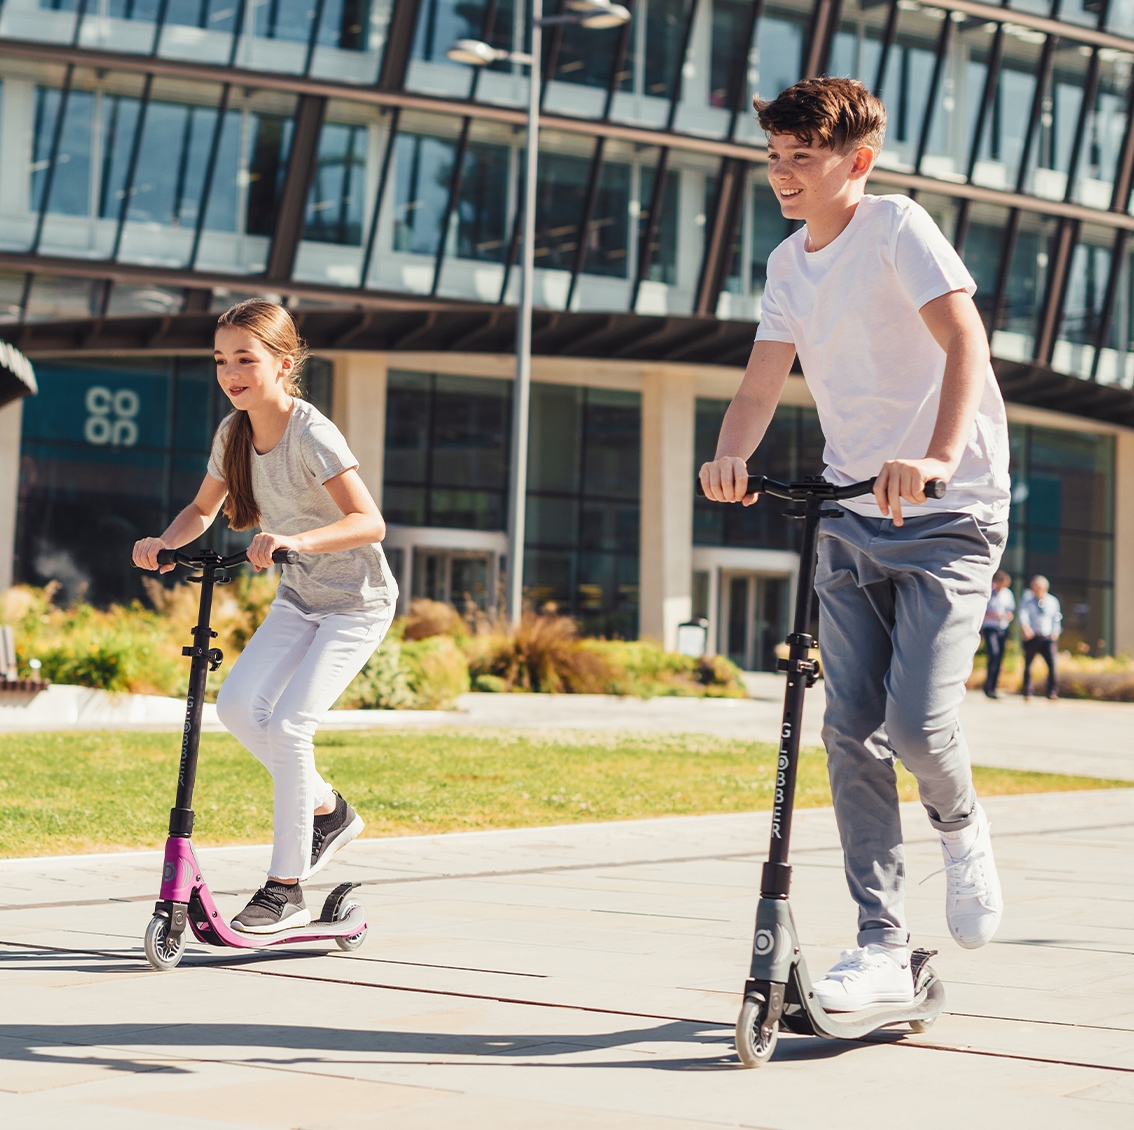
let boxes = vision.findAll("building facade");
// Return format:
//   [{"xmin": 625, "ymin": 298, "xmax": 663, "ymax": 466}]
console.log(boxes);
[{"xmin": 0, "ymin": 0, "xmax": 1132, "ymax": 662}]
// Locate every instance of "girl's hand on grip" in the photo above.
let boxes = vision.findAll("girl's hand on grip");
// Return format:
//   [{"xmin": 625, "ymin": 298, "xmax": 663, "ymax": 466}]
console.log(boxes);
[{"xmin": 132, "ymin": 537, "xmax": 173, "ymax": 573}]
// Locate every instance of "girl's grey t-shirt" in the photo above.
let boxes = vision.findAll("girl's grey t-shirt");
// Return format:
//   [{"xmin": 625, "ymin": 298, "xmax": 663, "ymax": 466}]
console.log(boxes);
[{"xmin": 207, "ymin": 399, "xmax": 398, "ymax": 615}]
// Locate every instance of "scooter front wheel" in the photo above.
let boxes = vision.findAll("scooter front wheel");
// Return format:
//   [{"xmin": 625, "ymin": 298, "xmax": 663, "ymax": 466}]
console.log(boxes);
[
  {"xmin": 736, "ymin": 996, "xmax": 779, "ymax": 1067},
  {"xmin": 334, "ymin": 898, "xmax": 367, "ymax": 952},
  {"xmin": 144, "ymin": 915, "xmax": 186, "ymax": 971}
]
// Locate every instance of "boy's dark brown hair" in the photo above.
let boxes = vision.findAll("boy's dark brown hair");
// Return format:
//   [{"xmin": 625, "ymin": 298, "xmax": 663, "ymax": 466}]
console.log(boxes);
[{"xmin": 755, "ymin": 77, "xmax": 886, "ymax": 154}]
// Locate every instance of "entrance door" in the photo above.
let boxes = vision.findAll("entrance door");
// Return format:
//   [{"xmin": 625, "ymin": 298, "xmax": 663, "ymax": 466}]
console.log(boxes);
[
  {"xmin": 412, "ymin": 549, "xmax": 493, "ymax": 613},
  {"xmin": 720, "ymin": 573, "xmax": 789, "ymax": 671}
]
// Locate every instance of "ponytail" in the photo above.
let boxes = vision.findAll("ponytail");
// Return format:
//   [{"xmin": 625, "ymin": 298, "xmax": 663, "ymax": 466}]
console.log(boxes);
[{"xmin": 216, "ymin": 299, "xmax": 309, "ymax": 531}]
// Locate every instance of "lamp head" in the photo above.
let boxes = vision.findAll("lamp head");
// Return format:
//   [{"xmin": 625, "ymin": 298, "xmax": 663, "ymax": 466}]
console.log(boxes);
[
  {"xmin": 446, "ymin": 38, "xmax": 503, "ymax": 66},
  {"xmin": 566, "ymin": 0, "xmax": 632, "ymax": 28}
]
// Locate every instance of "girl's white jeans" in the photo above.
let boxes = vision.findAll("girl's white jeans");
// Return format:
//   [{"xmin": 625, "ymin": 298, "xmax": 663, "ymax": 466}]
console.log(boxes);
[{"xmin": 215, "ymin": 597, "xmax": 394, "ymax": 881}]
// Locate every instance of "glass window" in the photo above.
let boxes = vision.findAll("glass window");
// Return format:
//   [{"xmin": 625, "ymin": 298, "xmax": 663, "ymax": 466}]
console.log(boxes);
[
  {"xmin": 751, "ymin": 180, "xmax": 787, "ymax": 298},
  {"xmin": 525, "ymin": 383, "xmax": 640, "ymax": 637},
  {"xmin": 638, "ymin": 163, "xmax": 679, "ymax": 285},
  {"xmin": 644, "ymin": 0, "xmax": 687, "ymax": 98},
  {"xmin": 304, "ymin": 121, "xmax": 367, "ymax": 245},
  {"xmin": 31, "ymin": 87, "xmax": 95, "ymax": 218},
  {"xmin": 245, "ymin": 113, "xmax": 294, "ymax": 237},
  {"xmin": 534, "ymin": 152, "xmax": 590, "ymax": 273},
  {"xmin": 1004, "ymin": 423, "xmax": 1115, "ymax": 652},
  {"xmin": 200, "ymin": 108, "xmax": 244, "ymax": 233},
  {"xmin": 753, "ymin": 12, "xmax": 806, "ymax": 105},
  {"xmin": 393, "ymin": 132, "xmax": 453, "ymax": 256},
  {"xmin": 710, "ymin": 0, "xmax": 750, "ymax": 108},
  {"xmin": 124, "ymin": 101, "xmax": 218, "ymax": 227},
  {"xmin": 412, "ymin": 0, "xmax": 513, "ymax": 63},
  {"xmin": 554, "ymin": 20, "xmax": 632, "ymax": 91},
  {"xmin": 381, "ymin": 371, "xmax": 510, "ymax": 530},
  {"xmin": 1054, "ymin": 227, "xmax": 1116, "ymax": 378},
  {"xmin": 583, "ymin": 160, "xmax": 631, "ymax": 278},
  {"xmin": 455, "ymin": 142, "xmax": 509, "ymax": 262},
  {"xmin": 97, "ymin": 94, "xmax": 143, "ymax": 221}
]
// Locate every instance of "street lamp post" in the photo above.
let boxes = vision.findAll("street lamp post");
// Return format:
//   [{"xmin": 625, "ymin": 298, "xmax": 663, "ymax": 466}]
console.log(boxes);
[{"xmin": 448, "ymin": 0, "xmax": 630, "ymax": 627}]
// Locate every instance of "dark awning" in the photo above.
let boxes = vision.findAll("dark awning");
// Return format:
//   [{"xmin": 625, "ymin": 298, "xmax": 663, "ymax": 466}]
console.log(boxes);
[
  {"xmin": 0, "ymin": 338, "xmax": 37, "ymax": 409},
  {"xmin": 11, "ymin": 306, "xmax": 1134, "ymax": 430}
]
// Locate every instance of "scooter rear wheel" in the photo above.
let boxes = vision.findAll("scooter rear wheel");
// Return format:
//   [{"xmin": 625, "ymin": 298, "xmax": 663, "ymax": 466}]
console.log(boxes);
[
  {"xmin": 334, "ymin": 898, "xmax": 367, "ymax": 951},
  {"xmin": 144, "ymin": 914, "xmax": 186, "ymax": 971},
  {"xmin": 736, "ymin": 996, "xmax": 779, "ymax": 1067}
]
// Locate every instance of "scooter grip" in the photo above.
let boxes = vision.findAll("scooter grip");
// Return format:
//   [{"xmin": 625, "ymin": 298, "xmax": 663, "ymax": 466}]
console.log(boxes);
[
  {"xmin": 156, "ymin": 549, "xmax": 178, "ymax": 565},
  {"xmin": 271, "ymin": 548, "xmax": 300, "ymax": 565},
  {"xmin": 924, "ymin": 479, "xmax": 946, "ymax": 499}
]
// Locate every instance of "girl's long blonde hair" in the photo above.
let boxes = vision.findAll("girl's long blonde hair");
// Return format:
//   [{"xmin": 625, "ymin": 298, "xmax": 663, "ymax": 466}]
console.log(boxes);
[{"xmin": 217, "ymin": 300, "xmax": 309, "ymax": 530}]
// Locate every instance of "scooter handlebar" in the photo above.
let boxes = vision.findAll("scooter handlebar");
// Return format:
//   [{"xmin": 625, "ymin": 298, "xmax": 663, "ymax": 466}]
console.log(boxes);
[
  {"xmin": 153, "ymin": 548, "xmax": 299, "ymax": 568},
  {"xmin": 696, "ymin": 473, "xmax": 946, "ymax": 502}
]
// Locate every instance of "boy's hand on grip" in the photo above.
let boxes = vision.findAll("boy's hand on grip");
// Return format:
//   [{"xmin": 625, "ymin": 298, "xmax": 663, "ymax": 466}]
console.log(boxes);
[
  {"xmin": 874, "ymin": 458, "xmax": 951, "ymax": 527},
  {"xmin": 699, "ymin": 457, "xmax": 760, "ymax": 506}
]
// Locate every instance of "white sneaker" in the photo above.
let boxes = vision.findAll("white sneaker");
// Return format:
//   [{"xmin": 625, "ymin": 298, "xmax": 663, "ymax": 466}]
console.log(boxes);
[
  {"xmin": 939, "ymin": 803, "xmax": 1003, "ymax": 949},
  {"xmin": 812, "ymin": 945, "xmax": 915, "ymax": 1012}
]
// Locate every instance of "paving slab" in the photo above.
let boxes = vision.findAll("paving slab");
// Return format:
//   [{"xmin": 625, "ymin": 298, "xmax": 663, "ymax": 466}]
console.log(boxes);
[{"xmin": 1, "ymin": 790, "xmax": 1131, "ymax": 1129}]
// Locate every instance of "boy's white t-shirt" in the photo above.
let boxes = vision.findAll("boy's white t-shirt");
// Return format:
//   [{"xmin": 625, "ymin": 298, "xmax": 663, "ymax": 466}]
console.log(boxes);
[{"xmin": 755, "ymin": 193, "xmax": 1011, "ymax": 524}]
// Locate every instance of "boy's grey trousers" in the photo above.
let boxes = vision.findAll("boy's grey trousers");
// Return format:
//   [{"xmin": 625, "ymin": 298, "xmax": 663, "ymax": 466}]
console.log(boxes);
[{"xmin": 815, "ymin": 510, "xmax": 1006, "ymax": 947}]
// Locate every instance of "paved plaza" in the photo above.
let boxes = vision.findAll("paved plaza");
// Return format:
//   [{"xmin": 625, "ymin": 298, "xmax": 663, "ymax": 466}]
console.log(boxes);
[
  {"xmin": 1, "ymin": 684, "xmax": 1132, "ymax": 1128},
  {"xmin": 1, "ymin": 788, "xmax": 1132, "ymax": 1129}
]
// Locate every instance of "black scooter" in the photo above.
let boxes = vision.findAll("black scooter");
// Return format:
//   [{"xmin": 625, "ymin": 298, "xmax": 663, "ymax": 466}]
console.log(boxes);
[{"xmin": 698, "ymin": 471, "xmax": 947, "ymax": 1066}]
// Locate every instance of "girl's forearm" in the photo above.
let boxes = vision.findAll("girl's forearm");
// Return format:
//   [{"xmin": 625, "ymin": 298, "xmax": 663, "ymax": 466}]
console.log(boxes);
[
  {"xmin": 289, "ymin": 513, "xmax": 385, "ymax": 555},
  {"xmin": 160, "ymin": 504, "xmax": 214, "ymax": 548}
]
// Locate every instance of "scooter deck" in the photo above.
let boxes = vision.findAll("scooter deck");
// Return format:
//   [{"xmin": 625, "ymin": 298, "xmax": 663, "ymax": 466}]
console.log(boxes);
[
  {"xmin": 185, "ymin": 883, "xmax": 368, "ymax": 949},
  {"xmin": 779, "ymin": 961, "xmax": 946, "ymax": 1039}
]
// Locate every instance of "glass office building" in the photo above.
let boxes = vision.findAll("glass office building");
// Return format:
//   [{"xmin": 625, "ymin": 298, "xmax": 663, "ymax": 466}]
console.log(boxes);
[{"xmin": 0, "ymin": 0, "xmax": 1131, "ymax": 661}]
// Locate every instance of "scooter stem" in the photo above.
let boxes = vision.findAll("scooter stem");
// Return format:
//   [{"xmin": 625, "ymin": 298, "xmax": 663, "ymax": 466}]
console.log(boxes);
[
  {"xmin": 170, "ymin": 556, "xmax": 222, "ymax": 836},
  {"xmin": 762, "ymin": 493, "xmax": 826, "ymax": 896}
]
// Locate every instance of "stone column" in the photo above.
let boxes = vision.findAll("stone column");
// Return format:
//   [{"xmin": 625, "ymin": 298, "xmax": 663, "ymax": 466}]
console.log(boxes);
[
  {"xmin": 331, "ymin": 352, "xmax": 388, "ymax": 505},
  {"xmin": 0, "ymin": 397, "xmax": 23, "ymax": 593},
  {"xmin": 638, "ymin": 368, "xmax": 697, "ymax": 649},
  {"xmin": 1114, "ymin": 429, "xmax": 1134, "ymax": 654}
]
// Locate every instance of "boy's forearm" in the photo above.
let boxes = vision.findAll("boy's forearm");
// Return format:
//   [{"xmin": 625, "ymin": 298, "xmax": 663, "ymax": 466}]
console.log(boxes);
[
  {"xmin": 919, "ymin": 290, "xmax": 991, "ymax": 476},
  {"xmin": 715, "ymin": 389, "xmax": 780, "ymax": 461},
  {"xmin": 924, "ymin": 334, "xmax": 987, "ymax": 474},
  {"xmin": 714, "ymin": 341, "xmax": 795, "ymax": 461}
]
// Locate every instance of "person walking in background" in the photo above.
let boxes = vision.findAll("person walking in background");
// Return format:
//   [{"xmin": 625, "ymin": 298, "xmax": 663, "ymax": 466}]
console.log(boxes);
[
  {"xmin": 1018, "ymin": 575, "xmax": 1062, "ymax": 701},
  {"xmin": 981, "ymin": 570, "xmax": 1015, "ymax": 699}
]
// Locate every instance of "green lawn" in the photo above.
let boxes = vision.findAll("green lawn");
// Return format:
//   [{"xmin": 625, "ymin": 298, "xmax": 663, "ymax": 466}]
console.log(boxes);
[{"xmin": 0, "ymin": 728, "xmax": 1126, "ymax": 858}]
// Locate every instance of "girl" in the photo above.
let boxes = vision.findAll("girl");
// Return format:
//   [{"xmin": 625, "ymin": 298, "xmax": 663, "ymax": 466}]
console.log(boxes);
[{"xmin": 133, "ymin": 300, "xmax": 397, "ymax": 934}]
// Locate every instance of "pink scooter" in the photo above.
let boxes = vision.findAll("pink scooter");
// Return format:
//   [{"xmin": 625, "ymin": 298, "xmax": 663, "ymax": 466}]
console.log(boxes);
[{"xmin": 142, "ymin": 547, "xmax": 367, "ymax": 971}]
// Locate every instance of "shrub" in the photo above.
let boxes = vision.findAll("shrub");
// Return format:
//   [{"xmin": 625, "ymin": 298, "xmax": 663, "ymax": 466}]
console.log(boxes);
[
  {"xmin": 337, "ymin": 642, "xmax": 416, "ymax": 710},
  {"xmin": 466, "ymin": 611, "xmax": 612, "ymax": 693},
  {"xmin": 403, "ymin": 599, "xmax": 467, "ymax": 642},
  {"xmin": 401, "ymin": 635, "xmax": 471, "ymax": 708},
  {"xmin": 584, "ymin": 639, "xmax": 748, "ymax": 698}
]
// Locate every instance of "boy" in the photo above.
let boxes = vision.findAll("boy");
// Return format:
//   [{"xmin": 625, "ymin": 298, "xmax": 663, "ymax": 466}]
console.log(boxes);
[{"xmin": 700, "ymin": 77, "xmax": 1011, "ymax": 1011}]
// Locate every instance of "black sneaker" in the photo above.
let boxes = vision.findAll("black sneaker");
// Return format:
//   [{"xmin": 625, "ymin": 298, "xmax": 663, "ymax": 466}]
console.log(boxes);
[
  {"xmin": 231, "ymin": 881, "xmax": 311, "ymax": 935},
  {"xmin": 308, "ymin": 791, "xmax": 364, "ymax": 879}
]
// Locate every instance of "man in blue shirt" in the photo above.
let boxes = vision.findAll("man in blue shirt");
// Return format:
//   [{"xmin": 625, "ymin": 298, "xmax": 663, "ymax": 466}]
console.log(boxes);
[{"xmin": 1018, "ymin": 575, "xmax": 1062, "ymax": 700}]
